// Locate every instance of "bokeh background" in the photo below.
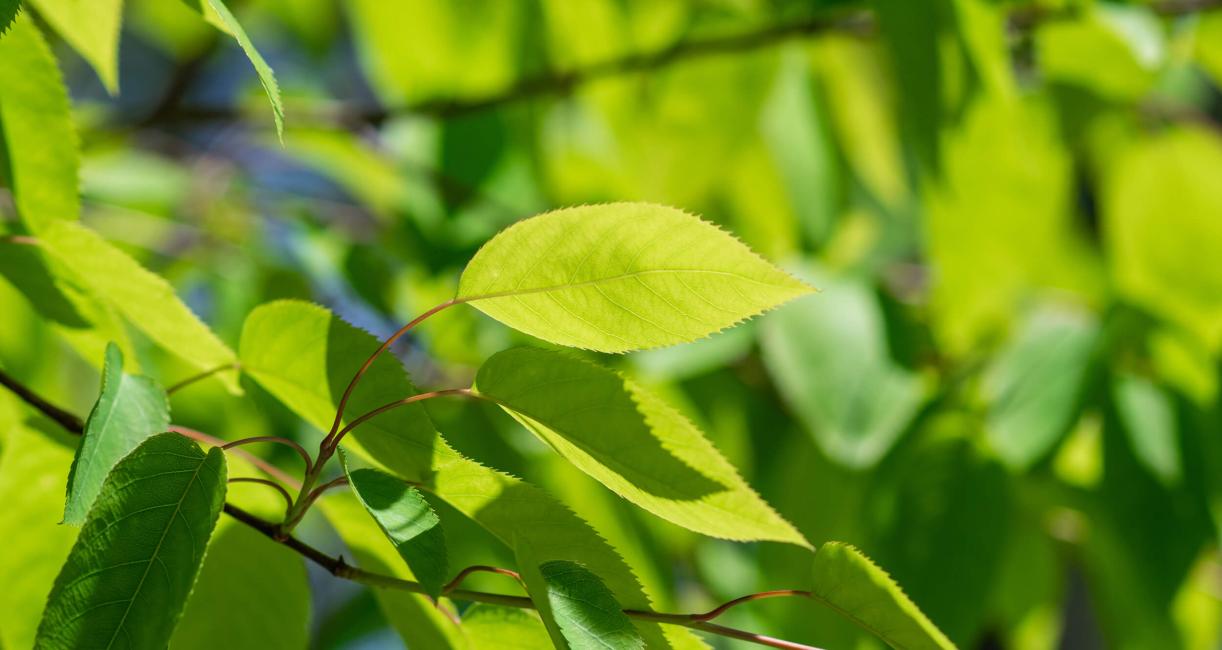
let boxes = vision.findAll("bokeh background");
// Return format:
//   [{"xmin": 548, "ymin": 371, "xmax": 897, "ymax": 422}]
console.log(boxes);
[{"xmin": 3, "ymin": 0, "xmax": 1222, "ymax": 648}]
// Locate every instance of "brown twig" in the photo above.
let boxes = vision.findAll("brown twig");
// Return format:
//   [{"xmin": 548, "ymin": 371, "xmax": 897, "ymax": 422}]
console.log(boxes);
[
  {"xmin": 221, "ymin": 435, "xmax": 312, "ymax": 473},
  {"xmin": 168, "ymin": 425, "xmax": 302, "ymax": 489},
  {"xmin": 228, "ymin": 477, "xmax": 295, "ymax": 517},
  {"xmin": 0, "ymin": 367, "xmax": 84, "ymax": 433}
]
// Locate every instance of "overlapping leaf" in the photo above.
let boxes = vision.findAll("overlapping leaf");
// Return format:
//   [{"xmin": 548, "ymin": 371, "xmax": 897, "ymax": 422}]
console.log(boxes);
[
  {"xmin": 810, "ymin": 542, "xmax": 956, "ymax": 650},
  {"xmin": 0, "ymin": 13, "xmax": 79, "ymax": 233},
  {"xmin": 239, "ymin": 301, "xmax": 699, "ymax": 650},
  {"xmin": 36, "ymin": 433, "xmax": 227, "ymax": 650},
  {"xmin": 456, "ymin": 203, "xmax": 813, "ymax": 353},
  {"xmin": 28, "ymin": 0, "xmax": 123, "ymax": 92},
  {"xmin": 0, "ymin": 0, "xmax": 19, "ymax": 35},
  {"xmin": 63, "ymin": 343, "xmax": 169, "ymax": 524},
  {"xmin": 37, "ymin": 221, "xmax": 241, "ymax": 392},
  {"xmin": 475, "ymin": 346, "xmax": 807, "ymax": 545}
]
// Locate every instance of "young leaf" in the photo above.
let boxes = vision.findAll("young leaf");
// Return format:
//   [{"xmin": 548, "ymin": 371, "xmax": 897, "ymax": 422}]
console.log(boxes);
[
  {"xmin": 36, "ymin": 433, "xmax": 227, "ymax": 650},
  {"xmin": 346, "ymin": 465, "xmax": 449, "ymax": 599},
  {"xmin": 239, "ymin": 300, "xmax": 699, "ymax": 650},
  {"xmin": 38, "ymin": 221, "xmax": 241, "ymax": 393},
  {"xmin": 462, "ymin": 605, "xmax": 551, "ymax": 650},
  {"xmin": 983, "ymin": 309, "xmax": 1098, "ymax": 470},
  {"xmin": 456, "ymin": 203, "xmax": 813, "ymax": 353},
  {"xmin": 63, "ymin": 343, "xmax": 170, "ymax": 525},
  {"xmin": 185, "ymin": 0, "xmax": 284, "ymax": 139},
  {"xmin": 0, "ymin": 425, "xmax": 78, "ymax": 650},
  {"xmin": 0, "ymin": 13, "xmax": 80, "ymax": 233},
  {"xmin": 516, "ymin": 550, "xmax": 645, "ymax": 650},
  {"xmin": 761, "ymin": 271, "xmax": 926, "ymax": 468},
  {"xmin": 27, "ymin": 0, "xmax": 123, "ymax": 92},
  {"xmin": 171, "ymin": 521, "xmax": 312, "ymax": 650},
  {"xmin": 474, "ymin": 346, "xmax": 808, "ymax": 546},
  {"xmin": 810, "ymin": 542, "xmax": 955, "ymax": 650}
]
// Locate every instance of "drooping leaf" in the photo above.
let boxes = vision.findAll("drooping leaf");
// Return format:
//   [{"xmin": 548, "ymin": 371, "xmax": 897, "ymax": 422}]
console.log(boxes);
[
  {"xmin": 37, "ymin": 221, "xmax": 241, "ymax": 393},
  {"xmin": 63, "ymin": 343, "xmax": 169, "ymax": 524},
  {"xmin": 462, "ymin": 605, "xmax": 551, "ymax": 650},
  {"xmin": 347, "ymin": 464, "xmax": 449, "ymax": 599},
  {"xmin": 456, "ymin": 203, "xmax": 813, "ymax": 353},
  {"xmin": 810, "ymin": 542, "xmax": 956, "ymax": 650},
  {"xmin": 0, "ymin": 424, "xmax": 78, "ymax": 650},
  {"xmin": 28, "ymin": 0, "xmax": 123, "ymax": 92},
  {"xmin": 474, "ymin": 346, "xmax": 807, "ymax": 546},
  {"xmin": 0, "ymin": 13, "xmax": 79, "ymax": 233},
  {"xmin": 183, "ymin": 0, "xmax": 284, "ymax": 139},
  {"xmin": 171, "ymin": 520, "xmax": 312, "ymax": 650},
  {"xmin": 761, "ymin": 270, "xmax": 926, "ymax": 468},
  {"xmin": 1103, "ymin": 126, "xmax": 1222, "ymax": 352},
  {"xmin": 36, "ymin": 433, "xmax": 227, "ymax": 650},
  {"xmin": 516, "ymin": 542, "xmax": 644, "ymax": 650},
  {"xmin": 1112, "ymin": 373, "xmax": 1181, "ymax": 486},
  {"xmin": 319, "ymin": 493, "xmax": 466, "ymax": 650},
  {"xmin": 983, "ymin": 308, "xmax": 1099, "ymax": 470},
  {"xmin": 239, "ymin": 300, "xmax": 700, "ymax": 650}
]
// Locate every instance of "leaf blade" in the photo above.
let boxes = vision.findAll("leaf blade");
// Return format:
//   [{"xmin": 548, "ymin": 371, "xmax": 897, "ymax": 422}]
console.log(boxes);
[
  {"xmin": 474, "ymin": 346, "xmax": 808, "ymax": 546},
  {"xmin": 347, "ymin": 465, "xmax": 449, "ymax": 599},
  {"xmin": 63, "ymin": 343, "xmax": 170, "ymax": 524},
  {"xmin": 36, "ymin": 433, "xmax": 228, "ymax": 650},
  {"xmin": 457, "ymin": 203, "xmax": 812, "ymax": 353},
  {"xmin": 27, "ymin": 0, "xmax": 123, "ymax": 92}
]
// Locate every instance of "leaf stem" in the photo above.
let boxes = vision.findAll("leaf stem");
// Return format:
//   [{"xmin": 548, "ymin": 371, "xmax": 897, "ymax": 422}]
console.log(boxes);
[
  {"xmin": 228, "ymin": 477, "xmax": 295, "ymax": 518},
  {"xmin": 329, "ymin": 387, "xmax": 476, "ymax": 449},
  {"xmin": 221, "ymin": 436, "xmax": 312, "ymax": 473},
  {"xmin": 442, "ymin": 565, "xmax": 526, "ymax": 595},
  {"xmin": 168, "ymin": 425, "xmax": 301, "ymax": 489},
  {"xmin": 166, "ymin": 362, "xmax": 241, "ymax": 395}
]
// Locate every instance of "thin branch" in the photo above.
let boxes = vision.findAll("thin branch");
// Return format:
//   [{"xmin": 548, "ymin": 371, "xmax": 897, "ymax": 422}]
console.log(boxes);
[
  {"xmin": 222, "ymin": 436, "xmax": 312, "ymax": 473},
  {"xmin": 0, "ymin": 367, "xmax": 85, "ymax": 433},
  {"xmin": 0, "ymin": 363, "xmax": 825, "ymax": 649},
  {"xmin": 320, "ymin": 299, "xmax": 462, "ymax": 454},
  {"xmin": 166, "ymin": 362, "xmax": 241, "ymax": 395}
]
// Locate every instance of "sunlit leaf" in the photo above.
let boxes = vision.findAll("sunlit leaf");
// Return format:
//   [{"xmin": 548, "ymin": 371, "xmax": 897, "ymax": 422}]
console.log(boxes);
[
  {"xmin": 28, "ymin": 0, "xmax": 122, "ymax": 92},
  {"xmin": 1112, "ymin": 373, "xmax": 1180, "ymax": 486},
  {"xmin": 457, "ymin": 203, "xmax": 812, "ymax": 353},
  {"xmin": 240, "ymin": 300, "xmax": 696, "ymax": 649},
  {"xmin": 983, "ymin": 309, "xmax": 1099, "ymax": 470},
  {"xmin": 63, "ymin": 343, "xmax": 169, "ymax": 524},
  {"xmin": 761, "ymin": 271, "xmax": 925, "ymax": 468},
  {"xmin": 38, "ymin": 221, "xmax": 241, "ymax": 393},
  {"xmin": 810, "ymin": 542, "xmax": 956, "ymax": 650},
  {"xmin": 475, "ymin": 346, "xmax": 807, "ymax": 545},
  {"xmin": 347, "ymin": 464, "xmax": 449, "ymax": 599},
  {"xmin": 0, "ymin": 425, "xmax": 78, "ymax": 650},
  {"xmin": 462, "ymin": 604, "xmax": 551, "ymax": 650},
  {"xmin": 36, "ymin": 433, "xmax": 227, "ymax": 650},
  {"xmin": 0, "ymin": 13, "xmax": 79, "ymax": 233},
  {"xmin": 1037, "ymin": 11, "xmax": 1156, "ymax": 101}
]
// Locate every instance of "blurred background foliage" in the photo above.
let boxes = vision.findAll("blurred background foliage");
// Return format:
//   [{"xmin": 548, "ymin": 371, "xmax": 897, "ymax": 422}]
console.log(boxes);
[{"xmin": 2, "ymin": 0, "xmax": 1222, "ymax": 648}]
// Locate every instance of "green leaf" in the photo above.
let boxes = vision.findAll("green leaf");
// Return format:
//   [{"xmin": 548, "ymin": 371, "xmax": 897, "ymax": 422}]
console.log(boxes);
[
  {"xmin": 27, "ymin": 0, "xmax": 123, "ymax": 92},
  {"xmin": 1104, "ymin": 126, "xmax": 1222, "ymax": 352},
  {"xmin": 319, "ymin": 492, "xmax": 466, "ymax": 649},
  {"xmin": 0, "ymin": 424, "xmax": 78, "ymax": 650},
  {"xmin": 38, "ymin": 221, "xmax": 241, "ymax": 393},
  {"xmin": 63, "ymin": 343, "xmax": 170, "ymax": 524},
  {"xmin": 1112, "ymin": 373, "xmax": 1181, "ymax": 486},
  {"xmin": 0, "ymin": 0, "xmax": 19, "ymax": 36},
  {"xmin": 185, "ymin": 0, "xmax": 284, "ymax": 139},
  {"xmin": 474, "ymin": 346, "xmax": 807, "ymax": 546},
  {"xmin": 761, "ymin": 271, "xmax": 926, "ymax": 468},
  {"xmin": 1197, "ymin": 12, "xmax": 1222, "ymax": 88},
  {"xmin": 346, "ymin": 465, "xmax": 449, "ymax": 599},
  {"xmin": 240, "ymin": 300, "xmax": 700, "ymax": 650},
  {"xmin": 456, "ymin": 203, "xmax": 813, "ymax": 353},
  {"xmin": 516, "ymin": 543, "xmax": 645, "ymax": 650},
  {"xmin": 171, "ymin": 521, "xmax": 311, "ymax": 650},
  {"xmin": 462, "ymin": 605, "xmax": 551, "ymax": 650},
  {"xmin": 0, "ymin": 12, "xmax": 79, "ymax": 233},
  {"xmin": 1036, "ymin": 10, "xmax": 1156, "ymax": 102},
  {"xmin": 983, "ymin": 309, "xmax": 1099, "ymax": 470},
  {"xmin": 36, "ymin": 433, "xmax": 227, "ymax": 650},
  {"xmin": 810, "ymin": 542, "xmax": 956, "ymax": 650}
]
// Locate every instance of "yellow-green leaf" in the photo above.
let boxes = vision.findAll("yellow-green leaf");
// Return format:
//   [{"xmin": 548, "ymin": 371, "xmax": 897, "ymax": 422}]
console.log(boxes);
[
  {"xmin": 28, "ymin": 0, "xmax": 123, "ymax": 92},
  {"xmin": 456, "ymin": 203, "xmax": 813, "ymax": 353}
]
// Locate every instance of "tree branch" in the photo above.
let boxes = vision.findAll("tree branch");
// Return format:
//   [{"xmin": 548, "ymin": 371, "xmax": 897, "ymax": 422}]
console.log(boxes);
[{"xmin": 0, "ymin": 368, "xmax": 822, "ymax": 649}]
